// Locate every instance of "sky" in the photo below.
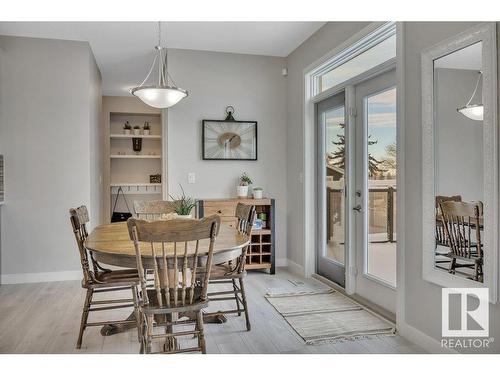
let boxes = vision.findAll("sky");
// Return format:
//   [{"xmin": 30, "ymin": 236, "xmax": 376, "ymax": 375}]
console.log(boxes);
[{"xmin": 325, "ymin": 86, "xmax": 396, "ymax": 163}]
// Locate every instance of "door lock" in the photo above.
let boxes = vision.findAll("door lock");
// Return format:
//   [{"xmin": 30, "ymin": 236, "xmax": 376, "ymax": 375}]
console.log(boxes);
[{"xmin": 353, "ymin": 204, "xmax": 362, "ymax": 212}]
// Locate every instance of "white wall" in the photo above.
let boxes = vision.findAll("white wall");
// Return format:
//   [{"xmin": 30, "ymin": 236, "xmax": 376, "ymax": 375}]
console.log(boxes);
[
  {"xmin": 403, "ymin": 22, "xmax": 500, "ymax": 353},
  {"xmin": 0, "ymin": 35, "xmax": 102, "ymax": 281},
  {"xmin": 166, "ymin": 48, "xmax": 288, "ymax": 262},
  {"xmin": 435, "ymin": 68, "xmax": 483, "ymax": 202},
  {"xmin": 284, "ymin": 22, "xmax": 370, "ymax": 269}
]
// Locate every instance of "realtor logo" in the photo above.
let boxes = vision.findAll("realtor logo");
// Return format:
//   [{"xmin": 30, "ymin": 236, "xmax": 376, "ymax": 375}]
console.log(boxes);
[{"xmin": 442, "ymin": 288, "xmax": 489, "ymax": 337}]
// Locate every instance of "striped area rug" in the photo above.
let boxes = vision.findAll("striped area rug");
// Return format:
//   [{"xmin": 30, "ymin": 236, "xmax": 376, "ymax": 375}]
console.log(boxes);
[{"xmin": 265, "ymin": 289, "xmax": 395, "ymax": 344}]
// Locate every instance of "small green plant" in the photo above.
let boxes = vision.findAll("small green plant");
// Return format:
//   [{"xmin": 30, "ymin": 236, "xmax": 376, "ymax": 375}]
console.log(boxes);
[
  {"xmin": 133, "ymin": 125, "xmax": 140, "ymax": 130},
  {"xmin": 239, "ymin": 172, "xmax": 253, "ymax": 186},
  {"xmin": 123, "ymin": 121, "xmax": 131, "ymax": 130},
  {"xmin": 143, "ymin": 122, "xmax": 150, "ymax": 130},
  {"xmin": 253, "ymin": 187, "xmax": 262, "ymax": 191},
  {"xmin": 169, "ymin": 184, "xmax": 197, "ymax": 215}
]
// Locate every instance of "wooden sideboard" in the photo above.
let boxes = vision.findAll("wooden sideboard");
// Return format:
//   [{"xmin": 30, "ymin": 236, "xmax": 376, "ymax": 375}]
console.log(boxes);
[{"xmin": 198, "ymin": 198, "xmax": 275, "ymax": 274}]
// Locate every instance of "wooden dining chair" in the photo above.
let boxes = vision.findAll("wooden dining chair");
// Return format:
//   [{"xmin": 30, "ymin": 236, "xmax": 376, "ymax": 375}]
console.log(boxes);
[
  {"xmin": 435, "ymin": 195, "xmax": 462, "ymax": 247},
  {"xmin": 439, "ymin": 201, "xmax": 484, "ymax": 282},
  {"xmin": 128, "ymin": 215, "xmax": 220, "ymax": 354},
  {"xmin": 134, "ymin": 200, "xmax": 176, "ymax": 220},
  {"xmin": 69, "ymin": 205, "xmax": 141, "ymax": 349},
  {"xmin": 205, "ymin": 203, "xmax": 255, "ymax": 331}
]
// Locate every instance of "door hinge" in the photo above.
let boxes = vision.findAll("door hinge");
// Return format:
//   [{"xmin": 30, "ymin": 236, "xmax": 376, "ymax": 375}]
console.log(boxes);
[{"xmin": 349, "ymin": 107, "xmax": 357, "ymax": 117}]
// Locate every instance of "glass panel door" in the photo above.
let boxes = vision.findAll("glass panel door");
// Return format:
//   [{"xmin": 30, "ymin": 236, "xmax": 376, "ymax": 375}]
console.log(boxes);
[
  {"xmin": 354, "ymin": 69, "xmax": 397, "ymax": 313},
  {"xmin": 316, "ymin": 92, "xmax": 347, "ymax": 286}
]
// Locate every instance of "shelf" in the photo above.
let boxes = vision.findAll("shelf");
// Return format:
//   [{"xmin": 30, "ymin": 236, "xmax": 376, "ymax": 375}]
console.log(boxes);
[
  {"xmin": 110, "ymin": 134, "xmax": 161, "ymax": 139},
  {"xmin": 110, "ymin": 183, "xmax": 161, "ymax": 187},
  {"xmin": 110, "ymin": 154, "xmax": 161, "ymax": 159},
  {"xmin": 245, "ymin": 263, "xmax": 272, "ymax": 270},
  {"xmin": 253, "ymin": 229, "xmax": 271, "ymax": 234}
]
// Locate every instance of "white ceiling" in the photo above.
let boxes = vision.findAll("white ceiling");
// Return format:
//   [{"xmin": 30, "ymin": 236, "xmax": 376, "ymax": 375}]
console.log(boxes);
[
  {"xmin": 0, "ymin": 22, "xmax": 325, "ymax": 95},
  {"xmin": 434, "ymin": 42, "xmax": 482, "ymax": 71}
]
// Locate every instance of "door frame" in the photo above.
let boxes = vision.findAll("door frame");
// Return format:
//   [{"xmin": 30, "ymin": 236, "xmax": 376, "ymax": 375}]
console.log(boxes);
[{"xmin": 303, "ymin": 22, "xmax": 404, "ymax": 311}]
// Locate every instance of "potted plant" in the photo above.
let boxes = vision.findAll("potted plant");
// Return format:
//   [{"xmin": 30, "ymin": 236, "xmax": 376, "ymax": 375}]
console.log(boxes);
[
  {"xmin": 237, "ymin": 172, "xmax": 253, "ymax": 197},
  {"xmin": 253, "ymin": 187, "xmax": 263, "ymax": 199},
  {"xmin": 143, "ymin": 122, "xmax": 150, "ymax": 136},
  {"xmin": 169, "ymin": 184, "xmax": 197, "ymax": 218},
  {"xmin": 123, "ymin": 121, "xmax": 131, "ymax": 135},
  {"xmin": 133, "ymin": 125, "xmax": 141, "ymax": 136}
]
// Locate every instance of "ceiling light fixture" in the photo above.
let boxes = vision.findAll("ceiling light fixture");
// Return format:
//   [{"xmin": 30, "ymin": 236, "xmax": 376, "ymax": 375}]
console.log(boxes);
[
  {"xmin": 131, "ymin": 22, "xmax": 188, "ymax": 109},
  {"xmin": 457, "ymin": 71, "xmax": 483, "ymax": 121}
]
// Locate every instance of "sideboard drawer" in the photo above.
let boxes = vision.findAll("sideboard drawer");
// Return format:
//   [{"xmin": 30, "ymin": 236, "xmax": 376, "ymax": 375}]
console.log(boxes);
[{"xmin": 203, "ymin": 201, "xmax": 238, "ymax": 217}]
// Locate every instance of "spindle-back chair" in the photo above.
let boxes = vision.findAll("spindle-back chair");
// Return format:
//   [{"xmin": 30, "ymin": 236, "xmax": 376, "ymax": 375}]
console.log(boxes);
[
  {"xmin": 133, "ymin": 200, "xmax": 176, "ymax": 220},
  {"xmin": 205, "ymin": 203, "xmax": 255, "ymax": 331},
  {"xmin": 439, "ymin": 201, "xmax": 484, "ymax": 282},
  {"xmin": 70, "ymin": 206, "xmax": 140, "ymax": 349},
  {"xmin": 128, "ymin": 215, "xmax": 220, "ymax": 354}
]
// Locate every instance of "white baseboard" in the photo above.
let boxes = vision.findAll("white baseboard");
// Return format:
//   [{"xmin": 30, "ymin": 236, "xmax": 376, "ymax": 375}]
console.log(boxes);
[
  {"xmin": 398, "ymin": 321, "xmax": 456, "ymax": 354},
  {"xmin": 275, "ymin": 258, "xmax": 288, "ymax": 267},
  {"xmin": 1, "ymin": 270, "xmax": 82, "ymax": 284},
  {"xmin": 285, "ymin": 259, "xmax": 305, "ymax": 276}
]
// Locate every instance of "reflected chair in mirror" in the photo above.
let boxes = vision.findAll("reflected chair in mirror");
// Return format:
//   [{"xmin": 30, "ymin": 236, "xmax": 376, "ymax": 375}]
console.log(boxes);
[
  {"xmin": 205, "ymin": 203, "xmax": 255, "ymax": 331},
  {"xmin": 128, "ymin": 215, "xmax": 220, "ymax": 354},
  {"xmin": 133, "ymin": 200, "xmax": 176, "ymax": 220},
  {"xmin": 69, "ymin": 206, "xmax": 141, "ymax": 349},
  {"xmin": 435, "ymin": 195, "xmax": 462, "ymax": 267},
  {"xmin": 439, "ymin": 201, "xmax": 484, "ymax": 282}
]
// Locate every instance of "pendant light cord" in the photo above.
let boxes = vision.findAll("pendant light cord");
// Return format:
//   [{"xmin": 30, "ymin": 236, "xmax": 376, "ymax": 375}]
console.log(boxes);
[{"xmin": 466, "ymin": 71, "xmax": 482, "ymax": 106}]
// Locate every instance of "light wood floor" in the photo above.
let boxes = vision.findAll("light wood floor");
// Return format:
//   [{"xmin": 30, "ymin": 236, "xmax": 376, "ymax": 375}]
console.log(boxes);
[{"xmin": 0, "ymin": 268, "xmax": 424, "ymax": 354}]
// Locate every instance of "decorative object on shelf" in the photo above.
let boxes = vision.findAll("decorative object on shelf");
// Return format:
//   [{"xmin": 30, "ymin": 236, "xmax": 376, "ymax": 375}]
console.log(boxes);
[
  {"xmin": 133, "ymin": 125, "xmax": 141, "ymax": 136},
  {"xmin": 132, "ymin": 137, "xmax": 142, "ymax": 153},
  {"xmin": 202, "ymin": 106, "xmax": 257, "ymax": 160},
  {"xmin": 123, "ymin": 121, "xmax": 131, "ymax": 135},
  {"xmin": 169, "ymin": 184, "xmax": 197, "ymax": 218},
  {"xmin": 131, "ymin": 21, "xmax": 188, "ymax": 109},
  {"xmin": 150, "ymin": 174, "xmax": 161, "ymax": 183},
  {"xmin": 253, "ymin": 218, "xmax": 263, "ymax": 230},
  {"xmin": 253, "ymin": 187, "xmax": 263, "ymax": 199},
  {"xmin": 143, "ymin": 121, "xmax": 151, "ymax": 135},
  {"xmin": 258, "ymin": 212, "xmax": 267, "ymax": 228},
  {"xmin": 457, "ymin": 71, "xmax": 484, "ymax": 121},
  {"xmin": 111, "ymin": 187, "xmax": 133, "ymax": 222},
  {"xmin": 237, "ymin": 172, "xmax": 253, "ymax": 197}
]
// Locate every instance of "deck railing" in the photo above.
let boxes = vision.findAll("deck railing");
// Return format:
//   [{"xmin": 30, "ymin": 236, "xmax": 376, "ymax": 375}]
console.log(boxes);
[{"xmin": 327, "ymin": 186, "xmax": 397, "ymax": 243}]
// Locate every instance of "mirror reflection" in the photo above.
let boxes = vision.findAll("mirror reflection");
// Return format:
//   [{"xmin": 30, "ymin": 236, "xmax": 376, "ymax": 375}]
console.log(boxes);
[{"xmin": 433, "ymin": 41, "xmax": 484, "ymax": 282}]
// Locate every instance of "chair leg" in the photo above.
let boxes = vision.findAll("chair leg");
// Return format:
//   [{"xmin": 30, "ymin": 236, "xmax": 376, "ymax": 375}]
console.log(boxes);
[
  {"xmin": 232, "ymin": 279, "xmax": 241, "ymax": 316},
  {"xmin": 239, "ymin": 278, "xmax": 251, "ymax": 331},
  {"xmin": 146, "ymin": 315, "xmax": 154, "ymax": 354},
  {"xmin": 448, "ymin": 258, "xmax": 456, "ymax": 274},
  {"xmin": 131, "ymin": 286, "xmax": 143, "ymax": 344},
  {"xmin": 197, "ymin": 311, "xmax": 207, "ymax": 354},
  {"xmin": 76, "ymin": 289, "xmax": 93, "ymax": 349}
]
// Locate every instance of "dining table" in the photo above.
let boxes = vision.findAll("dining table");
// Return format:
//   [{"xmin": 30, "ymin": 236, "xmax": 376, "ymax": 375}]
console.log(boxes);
[{"xmin": 84, "ymin": 220, "xmax": 250, "ymax": 336}]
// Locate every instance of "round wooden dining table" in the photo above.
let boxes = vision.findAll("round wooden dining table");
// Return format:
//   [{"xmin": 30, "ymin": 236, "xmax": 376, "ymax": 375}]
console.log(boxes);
[{"xmin": 84, "ymin": 221, "xmax": 250, "ymax": 336}]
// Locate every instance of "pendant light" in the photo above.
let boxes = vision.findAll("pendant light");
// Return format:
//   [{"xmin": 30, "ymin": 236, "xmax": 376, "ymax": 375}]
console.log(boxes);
[
  {"xmin": 457, "ymin": 71, "xmax": 483, "ymax": 121},
  {"xmin": 131, "ymin": 22, "xmax": 188, "ymax": 109}
]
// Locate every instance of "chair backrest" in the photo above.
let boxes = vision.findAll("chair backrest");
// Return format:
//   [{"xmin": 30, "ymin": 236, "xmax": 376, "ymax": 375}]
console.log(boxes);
[
  {"xmin": 69, "ymin": 206, "xmax": 93, "ymax": 284},
  {"xmin": 435, "ymin": 195, "xmax": 462, "ymax": 246},
  {"xmin": 234, "ymin": 203, "xmax": 256, "ymax": 272},
  {"xmin": 439, "ymin": 201, "xmax": 483, "ymax": 259},
  {"xmin": 128, "ymin": 215, "xmax": 220, "ymax": 308},
  {"xmin": 134, "ymin": 200, "xmax": 176, "ymax": 220}
]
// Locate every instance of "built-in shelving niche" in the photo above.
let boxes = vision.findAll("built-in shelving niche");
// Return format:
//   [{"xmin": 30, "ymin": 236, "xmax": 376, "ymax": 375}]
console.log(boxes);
[
  {"xmin": 109, "ymin": 112, "xmax": 162, "ymax": 214},
  {"xmin": 0, "ymin": 155, "xmax": 4, "ymax": 203}
]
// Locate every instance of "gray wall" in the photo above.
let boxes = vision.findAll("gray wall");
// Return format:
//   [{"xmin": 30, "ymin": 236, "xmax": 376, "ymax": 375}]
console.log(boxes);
[
  {"xmin": 435, "ymin": 68, "xmax": 483, "ymax": 202},
  {"xmin": 285, "ymin": 22, "xmax": 370, "ymax": 267},
  {"xmin": 0, "ymin": 36, "xmax": 102, "ymax": 278},
  {"xmin": 167, "ymin": 49, "xmax": 288, "ymax": 262},
  {"xmin": 403, "ymin": 22, "xmax": 500, "ymax": 353}
]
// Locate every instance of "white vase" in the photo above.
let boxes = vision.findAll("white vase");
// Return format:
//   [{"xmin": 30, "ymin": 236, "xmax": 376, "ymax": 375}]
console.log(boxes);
[
  {"xmin": 124, "ymin": 129, "xmax": 131, "ymax": 135},
  {"xmin": 143, "ymin": 129, "xmax": 150, "ymax": 135},
  {"xmin": 176, "ymin": 214, "xmax": 192, "ymax": 219},
  {"xmin": 237, "ymin": 185, "xmax": 249, "ymax": 197},
  {"xmin": 133, "ymin": 129, "xmax": 141, "ymax": 135},
  {"xmin": 253, "ymin": 189, "xmax": 263, "ymax": 199}
]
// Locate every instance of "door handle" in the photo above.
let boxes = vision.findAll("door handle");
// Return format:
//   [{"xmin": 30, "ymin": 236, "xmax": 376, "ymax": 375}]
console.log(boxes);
[{"xmin": 353, "ymin": 204, "xmax": 362, "ymax": 212}]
